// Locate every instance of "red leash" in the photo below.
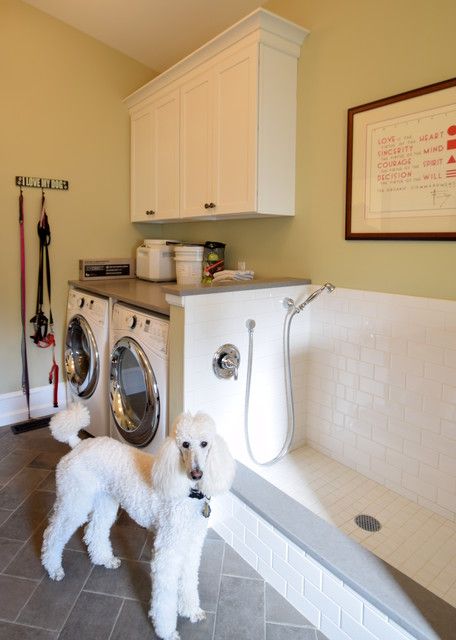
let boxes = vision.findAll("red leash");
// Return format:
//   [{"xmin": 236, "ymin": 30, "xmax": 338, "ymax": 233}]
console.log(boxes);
[
  {"xmin": 49, "ymin": 353, "xmax": 59, "ymax": 408},
  {"xmin": 19, "ymin": 189, "xmax": 31, "ymax": 419}
]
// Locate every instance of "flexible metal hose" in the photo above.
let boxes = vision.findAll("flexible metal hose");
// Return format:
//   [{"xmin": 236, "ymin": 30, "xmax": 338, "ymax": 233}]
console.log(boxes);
[
  {"xmin": 244, "ymin": 309, "xmax": 296, "ymax": 466},
  {"xmin": 244, "ymin": 284, "xmax": 335, "ymax": 466}
]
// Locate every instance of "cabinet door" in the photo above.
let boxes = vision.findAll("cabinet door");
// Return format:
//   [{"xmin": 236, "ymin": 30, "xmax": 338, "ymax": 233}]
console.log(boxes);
[
  {"xmin": 212, "ymin": 44, "xmax": 258, "ymax": 215},
  {"xmin": 130, "ymin": 103, "xmax": 155, "ymax": 221},
  {"xmin": 180, "ymin": 71, "xmax": 213, "ymax": 218},
  {"xmin": 154, "ymin": 90, "xmax": 180, "ymax": 220},
  {"xmin": 130, "ymin": 90, "xmax": 179, "ymax": 222}
]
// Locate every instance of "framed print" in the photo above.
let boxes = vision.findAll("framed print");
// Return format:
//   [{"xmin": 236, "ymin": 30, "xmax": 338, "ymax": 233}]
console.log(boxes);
[{"xmin": 346, "ymin": 77, "xmax": 456, "ymax": 240}]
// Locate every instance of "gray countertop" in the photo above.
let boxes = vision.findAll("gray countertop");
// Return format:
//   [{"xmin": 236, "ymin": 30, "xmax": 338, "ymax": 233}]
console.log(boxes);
[
  {"xmin": 162, "ymin": 276, "xmax": 310, "ymax": 297},
  {"xmin": 68, "ymin": 279, "xmax": 170, "ymax": 316},
  {"xmin": 69, "ymin": 277, "xmax": 311, "ymax": 314}
]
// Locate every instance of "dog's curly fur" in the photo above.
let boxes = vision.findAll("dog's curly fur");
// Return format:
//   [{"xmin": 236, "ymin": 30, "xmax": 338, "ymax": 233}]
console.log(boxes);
[{"xmin": 41, "ymin": 405, "xmax": 235, "ymax": 640}]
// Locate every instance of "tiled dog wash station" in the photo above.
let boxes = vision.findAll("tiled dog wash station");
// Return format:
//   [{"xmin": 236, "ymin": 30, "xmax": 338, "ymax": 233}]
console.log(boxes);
[
  {"xmin": 2, "ymin": 2, "xmax": 456, "ymax": 640},
  {"xmin": 165, "ymin": 282, "xmax": 456, "ymax": 640}
]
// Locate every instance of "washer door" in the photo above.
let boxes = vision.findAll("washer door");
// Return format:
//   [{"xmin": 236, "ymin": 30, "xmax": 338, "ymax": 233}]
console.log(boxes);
[
  {"xmin": 65, "ymin": 315, "xmax": 99, "ymax": 398},
  {"xmin": 110, "ymin": 337, "xmax": 160, "ymax": 447}
]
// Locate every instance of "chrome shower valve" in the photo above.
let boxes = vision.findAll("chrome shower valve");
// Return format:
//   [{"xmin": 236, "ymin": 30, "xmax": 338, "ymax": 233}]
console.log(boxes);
[{"xmin": 212, "ymin": 344, "xmax": 240, "ymax": 380}]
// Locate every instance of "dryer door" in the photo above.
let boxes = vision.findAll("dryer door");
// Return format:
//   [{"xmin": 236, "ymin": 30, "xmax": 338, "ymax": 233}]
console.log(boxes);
[
  {"xmin": 65, "ymin": 314, "xmax": 99, "ymax": 398},
  {"xmin": 109, "ymin": 337, "xmax": 160, "ymax": 447}
]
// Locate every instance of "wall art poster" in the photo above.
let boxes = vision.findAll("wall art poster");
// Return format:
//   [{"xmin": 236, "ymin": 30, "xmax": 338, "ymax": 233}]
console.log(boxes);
[{"xmin": 346, "ymin": 78, "xmax": 456, "ymax": 239}]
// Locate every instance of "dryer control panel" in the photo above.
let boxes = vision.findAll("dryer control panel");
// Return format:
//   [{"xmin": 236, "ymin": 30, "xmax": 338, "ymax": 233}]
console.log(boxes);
[{"xmin": 112, "ymin": 304, "xmax": 169, "ymax": 356}]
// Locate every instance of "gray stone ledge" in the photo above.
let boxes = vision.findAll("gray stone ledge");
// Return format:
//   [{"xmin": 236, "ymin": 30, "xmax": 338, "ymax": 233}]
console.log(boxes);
[{"xmin": 232, "ymin": 462, "xmax": 456, "ymax": 640}]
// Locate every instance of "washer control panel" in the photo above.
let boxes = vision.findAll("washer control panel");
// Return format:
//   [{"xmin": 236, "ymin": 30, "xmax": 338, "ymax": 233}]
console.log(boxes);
[{"xmin": 112, "ymin": 304, "xmax": 169, "ymax": 355}]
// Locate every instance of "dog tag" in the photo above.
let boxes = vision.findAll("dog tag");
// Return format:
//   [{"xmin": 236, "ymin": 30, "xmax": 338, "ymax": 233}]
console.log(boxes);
[{"xmin": 202, "ymin": 501, "xmax": 211, "ymax": 518}]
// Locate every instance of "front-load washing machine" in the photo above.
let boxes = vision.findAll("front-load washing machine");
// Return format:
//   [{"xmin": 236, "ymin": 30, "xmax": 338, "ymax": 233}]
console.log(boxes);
[
  {"xmin": 109, "ymin": 303, "xmax": 169, "ymax": 454},
  {"xmin": 64, "ymin": 288, "xmax": 110, "ymax": 437}
]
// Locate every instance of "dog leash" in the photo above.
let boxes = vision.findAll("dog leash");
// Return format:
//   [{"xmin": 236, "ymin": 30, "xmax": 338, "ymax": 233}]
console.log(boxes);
[
  {"xmin": 29, "ymin": 191, "xmax": 59, "ymax": 407},
  {"xmin": 19, "ymin": 189, "xmax": 31, "ymax": 419}
]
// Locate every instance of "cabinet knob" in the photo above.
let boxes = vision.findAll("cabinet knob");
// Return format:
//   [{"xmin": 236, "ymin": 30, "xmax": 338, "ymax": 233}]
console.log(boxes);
[
  {"xmin": 145, "ymin": 210, "xmax": 155, "ymax": 216},
  {"xmin": 204, "ymin": 202, "xmax": 216, "ymax": 209}
]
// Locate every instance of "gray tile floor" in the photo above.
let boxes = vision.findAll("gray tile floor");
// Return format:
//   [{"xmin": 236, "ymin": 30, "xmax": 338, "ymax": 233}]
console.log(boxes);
[{"xmin": 0, "ymin": 425, "xmax": 328, "ymax": 640}]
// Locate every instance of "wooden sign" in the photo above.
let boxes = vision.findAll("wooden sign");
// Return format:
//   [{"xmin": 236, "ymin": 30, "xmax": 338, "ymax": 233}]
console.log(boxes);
[{"xmin": 16, "ymin": 176, "xmax": 69, "ymax": 190}]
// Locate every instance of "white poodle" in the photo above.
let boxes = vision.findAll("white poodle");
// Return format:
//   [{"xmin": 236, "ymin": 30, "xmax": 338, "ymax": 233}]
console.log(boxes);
[{"xmin": 41, "ymin": 404, "xmax": 235, "ymax": 640}]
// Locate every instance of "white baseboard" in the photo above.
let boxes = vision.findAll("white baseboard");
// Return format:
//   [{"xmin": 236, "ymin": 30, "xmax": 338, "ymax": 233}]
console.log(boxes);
[{"xmin": 0, "ymin": 384, "xmax": 67, "ymax": 428}]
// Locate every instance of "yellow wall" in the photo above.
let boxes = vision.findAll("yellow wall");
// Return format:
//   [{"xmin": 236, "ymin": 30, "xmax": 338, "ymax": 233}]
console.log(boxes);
[
  {"xmin": 2, "ymin": 0, "xmax": 456, "ymax": 398},
  {"xmin": 157, "ymin": 0, "xmax": 456, "ymax": 300},
  {"xmin": 0, "ymin": 0, "xmax": 154, "ymax": 394}
]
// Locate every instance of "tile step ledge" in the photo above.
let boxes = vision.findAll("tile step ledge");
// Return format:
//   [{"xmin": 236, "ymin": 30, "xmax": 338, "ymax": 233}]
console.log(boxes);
[{"xmin": 232, "ymin": 462, "xmax": 456, "ymax": 640}]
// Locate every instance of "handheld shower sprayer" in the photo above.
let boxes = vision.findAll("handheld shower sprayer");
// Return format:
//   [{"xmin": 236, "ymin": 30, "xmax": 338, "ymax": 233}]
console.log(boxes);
[
  {"xmin": 283, "ymin": 283, "xmax": 335, "ymax": 315},
  {"xmin": 299, "ymin": 282, "xmax": 335, "ymax": 311}
]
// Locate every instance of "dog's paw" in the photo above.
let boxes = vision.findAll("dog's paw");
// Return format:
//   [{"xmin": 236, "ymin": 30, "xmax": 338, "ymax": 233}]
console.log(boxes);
[
  {"xmin": 48, "ymin": 567, "xmax": 65, "ymax": 581},
  {"xmin": 189, "ymin": 608, "xmax": 206, "ymax": 623},
  {"xmin": 103, "ymin": 556, "xmax": 121, "ymax": 569},
  {"xmin": 147, "ymin": 611, "xmax": 180, "ymax": 640}
]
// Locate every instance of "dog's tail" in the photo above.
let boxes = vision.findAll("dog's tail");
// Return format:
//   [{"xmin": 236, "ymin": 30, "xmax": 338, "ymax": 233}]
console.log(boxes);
[{"xmin": 49, "ymin": 403, "xmax": 90, "ymax": 448}]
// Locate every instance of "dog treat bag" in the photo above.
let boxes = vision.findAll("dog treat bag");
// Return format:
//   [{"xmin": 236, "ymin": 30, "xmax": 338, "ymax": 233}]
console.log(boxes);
[{"xmin": 202, "ymin": 241, "xmax": 225, "ymax": 284}]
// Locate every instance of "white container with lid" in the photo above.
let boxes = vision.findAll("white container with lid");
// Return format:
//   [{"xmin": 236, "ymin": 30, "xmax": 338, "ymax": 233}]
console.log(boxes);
[
  {"xmin": 174, "ymin": 244, "xmax": 204, "ymax": 285},
  {"xmin": 136, "ymin": 239, "xmax": 179, "ymax": 282}
]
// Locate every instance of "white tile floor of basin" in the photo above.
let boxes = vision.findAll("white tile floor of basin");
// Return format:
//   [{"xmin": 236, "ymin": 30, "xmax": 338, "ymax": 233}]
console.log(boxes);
[{"xmin": 247, "ymin": 444, "xmax": 456, "ymax": 608}]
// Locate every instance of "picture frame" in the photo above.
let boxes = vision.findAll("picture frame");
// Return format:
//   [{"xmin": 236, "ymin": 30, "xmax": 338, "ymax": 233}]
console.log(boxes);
[{"xmin": 346, "ymin": 77, "xmax": 456, "ymax": 240}]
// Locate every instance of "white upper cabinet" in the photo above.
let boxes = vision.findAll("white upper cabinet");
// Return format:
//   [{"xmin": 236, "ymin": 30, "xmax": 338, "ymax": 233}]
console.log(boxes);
[
  {"xmin": 125, "ymin": 9, "xmax": 309, "ymax": 222},
  {"xmin": 180, "ymin": 70, "xmax": 213, "ymax": 218},
  {"xmin": 211, "ymin": 44, "xmax": 257, "ymax": 217},
  {"xmin": 180, "ymin": 44, "xmax": 257, "ymax": 218},
  {"xmin": 130, "ymin": 89, "xmax": 179, "ymax": 222},
  {"xmin": 130, "ymin": 104, "xmax": 154, "ymax": 221}
]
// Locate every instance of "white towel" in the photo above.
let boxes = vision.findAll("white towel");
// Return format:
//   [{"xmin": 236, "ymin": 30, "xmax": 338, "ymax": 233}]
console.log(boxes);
[{"xmin": 212, "ymin": 270, "xmax": 254, "ymax": 282}]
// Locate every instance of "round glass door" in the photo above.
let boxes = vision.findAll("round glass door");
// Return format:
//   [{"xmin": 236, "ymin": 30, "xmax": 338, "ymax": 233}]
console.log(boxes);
[
  {"xmin": 110, "ymin": 337, "xmax": 160, "ymax": 447},
  {"xmin": 64, "ymin": 315, "xmax": 99, "ymax": 398}
]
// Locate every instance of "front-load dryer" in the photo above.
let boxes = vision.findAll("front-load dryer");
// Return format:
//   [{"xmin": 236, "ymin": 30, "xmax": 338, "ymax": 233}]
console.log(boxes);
[
  {"xmin": 64, "ymin": 288, "xmax": 110, "ymax": 437},
  {"xmin": 109, "ymin": 303, "xmax": 169, "ymax": 454}
]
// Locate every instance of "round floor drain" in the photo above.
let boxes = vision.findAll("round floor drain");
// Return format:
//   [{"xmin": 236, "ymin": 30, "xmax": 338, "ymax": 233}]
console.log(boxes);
[{"xmin": 354, "ymin": 514, "xmax": 381, "ymax": 532}]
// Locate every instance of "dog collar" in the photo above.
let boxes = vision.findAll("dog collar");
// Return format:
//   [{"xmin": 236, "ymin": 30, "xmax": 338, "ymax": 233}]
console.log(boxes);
[
  {"xmin": 188, "ymin": 489, "xmax": 211, "ymax": 518},
  {"xmin": 189, "ymin": 488, "xmax": 205, "ymax": 500}
]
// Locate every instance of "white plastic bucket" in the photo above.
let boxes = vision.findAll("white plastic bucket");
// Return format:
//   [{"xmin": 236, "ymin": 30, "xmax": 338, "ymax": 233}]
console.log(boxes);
[{"xmin": 174, "ymin": 245, "xmax": 204, "ymax": 285}]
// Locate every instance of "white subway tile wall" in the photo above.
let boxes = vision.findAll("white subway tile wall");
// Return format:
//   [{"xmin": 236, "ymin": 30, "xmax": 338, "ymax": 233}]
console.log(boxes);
[
  {"xmin": 306, "ymin": 288, "xmax": 456, "ymax": 519},
  {"xmin": 178, "ymin": 285, "xmax": 456, "ymax": 520},
  {"xmin": 211, "ymin": 492, "xmax": 418, "ymax": 640},
  {"xmin": 181, "ymin": 285, "xmax": 312, "ymax": 462}
]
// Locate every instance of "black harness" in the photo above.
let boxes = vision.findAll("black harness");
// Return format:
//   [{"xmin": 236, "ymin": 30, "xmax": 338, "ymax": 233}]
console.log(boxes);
[
  {"xmin": 29, "ymin": 192, "xmax": 59, "ymax": 407},
  {"xmin": 30, "ymin": 192, "xmax": 54, "ymax": 347}
]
